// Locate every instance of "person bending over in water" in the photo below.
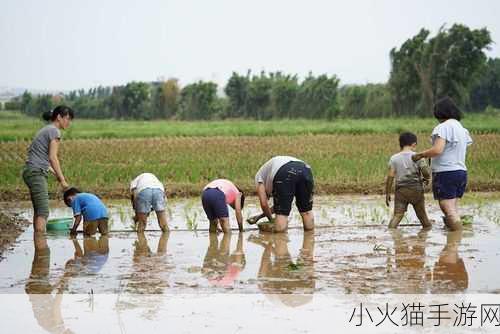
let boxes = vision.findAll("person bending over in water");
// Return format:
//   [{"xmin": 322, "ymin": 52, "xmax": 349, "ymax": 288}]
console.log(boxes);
[
  {"xmin": 201, "ymin": 179, "xmax": 245, "ymax": 233},
  {"xmin": 64, "ymin": 188, "xmax": 109, "ymax": 236},
  {"xmin": 248, "ymin": 156, "xmax": 314, "ymax": 233},
  {"xmin": 130, "ymin": 173, "xmax": 169, "ymax": 233},
  {"xmin": 386, "ymin": 132, "xmax": 432, "ymax": 229}
]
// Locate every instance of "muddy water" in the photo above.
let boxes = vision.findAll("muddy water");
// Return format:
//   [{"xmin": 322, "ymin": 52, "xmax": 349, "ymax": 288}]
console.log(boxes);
[{"xmin": 1, "ymin": 194, "xmax": 500, "ymax": 296}]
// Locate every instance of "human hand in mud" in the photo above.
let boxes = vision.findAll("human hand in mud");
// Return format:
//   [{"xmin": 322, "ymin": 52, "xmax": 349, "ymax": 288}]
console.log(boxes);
[
  {"xmin": 257, "ymin": 219, "xmax": 275, "ymax": 233},
  {"xmin": 246, "ymin": 215, "xmax": 260, "ymax": 225}
]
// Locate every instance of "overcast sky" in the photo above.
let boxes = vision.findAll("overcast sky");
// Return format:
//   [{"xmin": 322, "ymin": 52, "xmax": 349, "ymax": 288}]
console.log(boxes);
[{"xmin": 1, "ymin": 0, "xmax": 499, "ymax": 91}]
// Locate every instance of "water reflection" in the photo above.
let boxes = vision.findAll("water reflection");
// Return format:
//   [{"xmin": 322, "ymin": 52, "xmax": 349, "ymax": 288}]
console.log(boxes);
[
  {"xmin": 115, "ymin": 232, "xmax": 171, "ymax": 320},
  {"xmin": 388, "ymin": 229, "xmax": 468, "ymax": 293},
  {"xmin": 202, "ymin": 232, "xmax": 246, "ymax": 287},
  {"xmin": 431, "ymin": 230, "xmax": 469, "ymax": 293},
  {"xmin": 250, "ymin": 231, "xmax": 315, "ymax": 307},
  {"xmin": 388, "ymin": 229, "xmax": 430, "ymax": 293},
  {"xmin": 62, "ymin": 236, "xmax": 109, "ymax": 278},
  {"xmin": 25, "ymin": 233, "xmax": 73, "ymax": 334},
  {"xmin": 125, "ymin": 232, "xmax": 170, "ymax": 294}
]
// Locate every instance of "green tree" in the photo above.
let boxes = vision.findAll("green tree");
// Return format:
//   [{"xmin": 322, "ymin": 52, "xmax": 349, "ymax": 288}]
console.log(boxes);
[
  {"xmin": 470, "ymin": 58, "xmax": 500, "ymax": 111},
  {"xmin": 270, "ymin": 72, "xmax": 299, "ymax": 118},
  {"xmin": 122, "ymin": 82, "xmax": 152, "ymax": 119},
  {"xmin": 389, "ymin": 24, "xmax": 492, "ymax": 116},
  {"xmin": 246, "ymin": 72, "xmax": 273, "ymax": 120},
  {"xmin": 158, "ymin": 78, "xmax": 180, "ymax": 118},
  {"xmin": 178, "ymin": 81, "xmax": 219, "ymax": 120},
  {"xmin": 295, "ymin": 73, "xmax": 339, "ymax": 119},
  {"xmin": 339, "ymin": 84, "xmax": 392, "ymax": 118},
  {"xmin": 20, "ymin": 91, "xmax": 35, "ymax": 116},
  {"xmin": 224, "ymin": 71, "xmax": 250, "ymax": 118}
]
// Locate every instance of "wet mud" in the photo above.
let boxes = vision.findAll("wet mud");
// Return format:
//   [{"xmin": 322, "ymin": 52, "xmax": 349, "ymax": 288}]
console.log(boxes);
[{"xmin": 1, "ymin": 194, "xmax": 499, "ymax": 295}]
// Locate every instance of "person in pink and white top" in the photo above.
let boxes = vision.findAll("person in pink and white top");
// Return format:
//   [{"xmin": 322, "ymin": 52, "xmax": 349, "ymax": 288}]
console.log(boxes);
[{"xmin": 201, "ymin": 179, "xmax": 245, "ymax": 233}]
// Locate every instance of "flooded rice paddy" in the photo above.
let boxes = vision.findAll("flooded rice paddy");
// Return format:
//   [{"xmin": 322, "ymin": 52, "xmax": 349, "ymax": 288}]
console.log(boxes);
[
  {"xmin": 0, "ymin": 194, "xmax": 500, "ymax": 333},
  {"xmin": 1, "ymin": 194, "xmax": 500, "ymax": 295}
]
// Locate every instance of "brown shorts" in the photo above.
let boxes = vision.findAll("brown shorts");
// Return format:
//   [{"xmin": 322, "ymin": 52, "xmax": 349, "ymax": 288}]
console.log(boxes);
[
  {"xmin": 83, "ymin": 218, "xmax": 109, "ymax": 235},
  {"xmin": 394, "ymin": 187, "xmax": 425, "ymax": 213}
]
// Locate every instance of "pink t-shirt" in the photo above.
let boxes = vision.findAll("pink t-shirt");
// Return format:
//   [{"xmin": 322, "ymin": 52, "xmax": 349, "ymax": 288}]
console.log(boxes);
[{"xmin": 204, "ymin": 179, "xmax": 239, "ymax": 205}]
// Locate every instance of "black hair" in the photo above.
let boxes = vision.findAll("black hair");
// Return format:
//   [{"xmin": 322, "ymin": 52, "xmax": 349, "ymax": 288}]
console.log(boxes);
[
  {"xmin": 236, "ymin": 186, "xmax": 245, "ymax": 209},
  {"xmin": 42, "ymin": 105, "xmax": 75, "ymax": 122},
  {"xmin": 63, "ymin": 187, "xmax": 81, "ymax": 207},
  {"xmin": 433, "ymin": 96, "xmax": 462, "ymax": 121},
  {"xmin": 399, "ymin": 132, "xmax": 418, "ymax": 148}
]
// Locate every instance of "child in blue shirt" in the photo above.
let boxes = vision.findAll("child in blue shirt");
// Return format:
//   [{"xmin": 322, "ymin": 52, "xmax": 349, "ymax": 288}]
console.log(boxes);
[{"xmin": 63, "ymin": 187, "xmax": 109, "ymax": 236}]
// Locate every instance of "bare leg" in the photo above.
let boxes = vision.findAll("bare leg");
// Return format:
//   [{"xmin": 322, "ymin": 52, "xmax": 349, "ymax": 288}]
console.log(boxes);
[
  {"xmin": 300, "ymin": 211, "xmax": 314, "ymax": 231},
  {"xmin": 413, "ymin": 201, "xmax": 432, "ymax": 229},
  {"xmin": 136, "ymin": 212, "xmax": 148, "ymax": 233},
  {"xmin": 273, "ymin": 214, "xmax": 288, "ymax": 233},
  {"xmin": 83, "ymin": 221, "xmax": 98, "ymax": 236},
  {"xmin": 155, "ymin": 210, "xmax": 169, "ymax": 232},
  {"xmin": 209, "ymin": 220, "xmax": 218, "ymax": 233},
  {"xmin": 157, "ymin": 231, "xmax": 169, "ymax": 255},
  {"xmin": 98, "ymin": 219, "xmax": 109, "ymax": 235},
  {"xmin": 220, "ymin": 232, "xmax": 231, "ymax": 254},
  {"xmin": 34, "ymin": 215, "xmax": 47, "ymax": 233},
  {"xmin": 272, "ymin": 233, "xmax": 290, "ymax": 256},
  {"xmin": 439, "ymin": 230, "xmax": 463, "ymax": 263},
  {"xmin": 390, "ymin": 192, "xmax": 407, "ymax": 229},
  {"xmin": 33, "ymin": 231, "xmax": 48, "ymax": 249},
  {"xmin": 231, "ymin": 232, "xmax": 245, "ymax": 263},
  {"xmin": 388, "ymin": 212, "xmax": 405, "ymax": 229},
  {"xmin": 219, "ymin": 217, "xmax": 231, "ymax": 234},
  {"xmin": 439, "ymin": 199, "xmax": 462, "ymax": 231}
]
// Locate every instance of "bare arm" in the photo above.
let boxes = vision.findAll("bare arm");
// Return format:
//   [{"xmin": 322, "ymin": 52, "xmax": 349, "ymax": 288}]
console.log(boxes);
[
  {"xmin": 49, "ymin": 139, "xmax": 68, "ymax": 189},
  {"xmin": 70, "ymin": 215, "xmax": 82, "ymax": 236},
  {"xmin": 247, "ymin": 206, "xmax": 274, "ymax": 224},
  {"xmin": 413, "ymin": 137, "xmax": 446, "ymax": 161},
  {"xmin": 130, "ymin": 192, "xmax": 136, "ymax": 210},
  {"xmin": 234, "ymin": 194, "xmax": 243, "ymax": 232},
  {"xmin": 256, "ymin": 183, "xmax": 273, "ymax": 222},
  {"xmin": 385, "ymin": 167, "xmax": 395, "ymax": 207},
  {"xmin": 420, "ymin": 164, "xmax": 431, "ymax": 185}
]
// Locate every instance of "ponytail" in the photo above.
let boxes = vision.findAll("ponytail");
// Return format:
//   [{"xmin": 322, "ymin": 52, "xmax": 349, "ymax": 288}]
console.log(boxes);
[
  {"xmin": 42, "ymin": 110, "xmax": 53, "ymax": 121},
  {"xmin": 42, "ymin": 105, "xmax": 75, "ymax": 122}
]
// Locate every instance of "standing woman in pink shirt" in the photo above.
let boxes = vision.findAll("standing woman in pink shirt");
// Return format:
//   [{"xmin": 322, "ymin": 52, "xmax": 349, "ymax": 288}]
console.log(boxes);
[{"xmin": 201, "ymin": 179, "xmax": 245, "ymax": 233}]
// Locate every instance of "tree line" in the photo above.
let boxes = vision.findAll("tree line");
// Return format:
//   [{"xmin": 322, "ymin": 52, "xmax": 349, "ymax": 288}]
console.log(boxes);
[{"xmin": 6, "ymin": 24, "xmax": 500, "ymax": 120}]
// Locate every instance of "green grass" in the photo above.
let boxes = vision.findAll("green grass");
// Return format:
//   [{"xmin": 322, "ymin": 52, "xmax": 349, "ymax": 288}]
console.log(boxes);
[
  {"xmin": 1, "ymin": 134, "xmax": 498, "ymax": 200},
  {"xmin": 1, "ymin": 111, "xmax": 498, "ymax": 199},
  {"xmin": 1, "ymin": 111, "xmax": 499, "ymax": 142}
]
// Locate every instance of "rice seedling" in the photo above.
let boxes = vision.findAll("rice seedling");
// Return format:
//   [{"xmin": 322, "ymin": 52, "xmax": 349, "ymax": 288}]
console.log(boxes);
[{"xmin": 0, "ymin": 130, "xmax": 498, "ymax": 201}]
